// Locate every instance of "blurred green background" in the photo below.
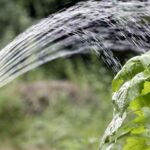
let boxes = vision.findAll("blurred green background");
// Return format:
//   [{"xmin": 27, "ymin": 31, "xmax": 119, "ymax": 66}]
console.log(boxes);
[
  {"xmin": 0, "ymin": 1, "xmax": 114, "ymax": 150},
  {"xmin": 0, "ymin": 0, "xmax": 85, "ymax": 49}
]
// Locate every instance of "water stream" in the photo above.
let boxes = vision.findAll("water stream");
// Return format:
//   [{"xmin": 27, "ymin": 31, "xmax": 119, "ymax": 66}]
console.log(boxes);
[{"xmin": 0, "ymin": 0, "xmax": 149, "ymax": 88}]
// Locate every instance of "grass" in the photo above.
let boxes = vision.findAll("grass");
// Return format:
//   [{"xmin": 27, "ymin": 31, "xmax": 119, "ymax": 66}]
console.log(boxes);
[{"xmin": 0, "ymin": 54, "xmax": 114, "ymax": 150}]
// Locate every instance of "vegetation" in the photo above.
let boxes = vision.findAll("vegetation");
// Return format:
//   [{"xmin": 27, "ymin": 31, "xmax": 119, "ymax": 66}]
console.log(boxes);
[
  {"xmin": 0, "ymin": 55, "xmax": 114, "ymax": 150},
  {"xmin": 101, "ymin": 52, "xmax": 150, "ymax": 149}
]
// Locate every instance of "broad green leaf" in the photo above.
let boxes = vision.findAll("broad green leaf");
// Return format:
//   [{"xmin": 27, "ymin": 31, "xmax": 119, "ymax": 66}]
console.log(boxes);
[
  {"xmin": 113, "ymin": 52, "xmax": 150, "ymax": 91},
  {"xmin": 101, "ymin": 51, "xmax": 150, "ymax": 150},
  {"xmin": 124, "ymin": 137, "xmax": 150, "ymax": 150},
  {"xmin": 142, "ymin": 82, "xmax": 150, "ymax": 95}
]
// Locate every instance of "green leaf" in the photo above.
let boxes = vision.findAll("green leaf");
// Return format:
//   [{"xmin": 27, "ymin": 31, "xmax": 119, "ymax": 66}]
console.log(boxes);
[
  {"xmin": 101, "ymin": 51, "xmax": 150, "ymax": 150},
  {"xmin": 124, "ymin": 137, "xmax": 150, "ymax": 150},
  {"xmin": 113, "ymin": 52, "xmax": 150, "ymax": 91}
]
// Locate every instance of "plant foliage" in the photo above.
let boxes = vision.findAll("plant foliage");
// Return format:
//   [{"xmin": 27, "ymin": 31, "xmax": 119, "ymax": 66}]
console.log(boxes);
[{"xmin": 100, "ymin": 52, "xmax": 150, "ymax": 149}]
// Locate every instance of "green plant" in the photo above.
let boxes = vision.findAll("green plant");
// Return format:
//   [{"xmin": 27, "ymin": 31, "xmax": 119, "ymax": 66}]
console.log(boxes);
[{"xmin": 100, "ymin": 52, "xmax": 150, "ymax": 149}]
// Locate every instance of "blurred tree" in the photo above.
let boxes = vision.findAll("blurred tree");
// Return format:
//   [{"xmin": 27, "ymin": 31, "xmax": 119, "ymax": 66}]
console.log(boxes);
[
  {"xmin": 0, "ymin": 0, "xmax": 84, "ymax": 48},
  {"xmin": 0, "ymin": 0, "xmax": 31, "ymax": 48},
  {"xmin": 19, "ymin": 0, "xmax": 83, "ymax": 18}
]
